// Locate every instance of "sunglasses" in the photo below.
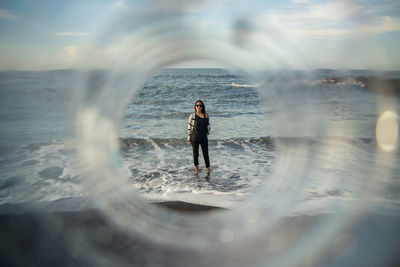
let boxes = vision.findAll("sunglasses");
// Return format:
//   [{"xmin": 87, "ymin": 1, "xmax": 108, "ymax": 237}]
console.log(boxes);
[{"xmin": 196, "ymin": 104, "xmax": 203, "ymax": 107}]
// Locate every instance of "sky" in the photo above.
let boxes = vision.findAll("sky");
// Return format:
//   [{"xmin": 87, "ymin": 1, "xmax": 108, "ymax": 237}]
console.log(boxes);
[{"xmin": 0, "ymin": 0, "xmax": 399, "ymax": 71}]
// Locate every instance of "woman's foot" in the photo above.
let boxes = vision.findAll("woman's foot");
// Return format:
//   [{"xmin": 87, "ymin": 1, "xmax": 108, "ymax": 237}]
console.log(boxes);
[
  {"xmin": 194, "ymin": 165, "xmax": 199, "ymax": 175},
  {"xmin": 206, "ymin": 167, "xmax": 210, "ymax": 176}
]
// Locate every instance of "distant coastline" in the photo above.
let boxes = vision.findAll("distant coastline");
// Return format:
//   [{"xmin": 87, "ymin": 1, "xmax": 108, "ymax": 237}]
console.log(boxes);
[{"xmin": 316, "ymin": 75, "xmax": 400, "ymax": 95}]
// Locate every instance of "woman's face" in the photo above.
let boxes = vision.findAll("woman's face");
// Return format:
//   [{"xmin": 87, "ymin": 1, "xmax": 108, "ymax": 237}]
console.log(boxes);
[{"xmin": 195, "ymin": 102, "xmax": 203, "ymax": 113}]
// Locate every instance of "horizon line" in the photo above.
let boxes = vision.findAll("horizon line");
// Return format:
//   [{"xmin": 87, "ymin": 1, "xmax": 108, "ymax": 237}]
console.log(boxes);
[{"xmin": 1, "ymin": 67, "xmax": 400, "ymax": 73}]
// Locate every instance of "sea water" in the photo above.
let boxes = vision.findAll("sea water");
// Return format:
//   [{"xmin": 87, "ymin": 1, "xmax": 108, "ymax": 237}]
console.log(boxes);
[{"xmin": 0, "ymin": 68, "xmax": 399, "ymax": 213}]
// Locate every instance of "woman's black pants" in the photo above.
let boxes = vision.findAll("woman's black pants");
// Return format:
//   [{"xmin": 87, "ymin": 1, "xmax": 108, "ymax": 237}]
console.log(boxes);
[{"xmin": 192, "ymin": 140, "xmax": 210, "ymax": 168}]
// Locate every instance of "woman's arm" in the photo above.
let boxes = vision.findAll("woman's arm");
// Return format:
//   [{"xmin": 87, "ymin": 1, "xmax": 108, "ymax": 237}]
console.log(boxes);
[
  {"xmin": 206, "ymin": 113, "xmax": 211, "ymax": 134},
  {"xmin": 187, "ymin": 113, "xmax": 195, "ymax": 142}
]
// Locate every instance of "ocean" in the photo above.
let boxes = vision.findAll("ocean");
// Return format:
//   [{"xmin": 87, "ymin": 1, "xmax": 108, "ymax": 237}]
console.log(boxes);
[
  {"xmin": 1, "ymin": 68, "xmax": 400, "ymax": 266},
  {"xmin": 0, "ymin": 68, "xmax": 399, "ymax": 213}
]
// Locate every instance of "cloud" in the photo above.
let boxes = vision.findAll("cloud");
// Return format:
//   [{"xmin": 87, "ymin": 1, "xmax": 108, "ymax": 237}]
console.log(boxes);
[
  {"xmin": 61, "ymin": 46, "xmax": 80, "ymax": 58},
  {"xmin": 0, "ymin": 9, "xmax": 15, "ymax": 19},
  {"xmin": 58, "ymin": 44, "xmax": 122, "ymax": 69},
  {"xmin": 297, "ymin": 28, "xmax": 351, "ymax": 38},
  {"xmin": 56, "ymin": 32, "xmax": 89, "ymax": 37},
  {"xmin": 294, "ymin": 14, "xmax": 400, "ymax": 39},
  {"xmin": 279, "ymin": 1, "xmax": 365, "ymax": 23},
  {"xmin": 290, "ymin": 0, "xmax": 312, "ymax": 3},
  {"xmin": 261, "ymin": 0, "xmax": 400, "ymax": 40},
  {"xmin": 114, "ymin": 0, "xmax": 128, "ymax": 8},
  {"xmin": 359, "ymin": 16, "xmax": 400, "ymax": 34}
]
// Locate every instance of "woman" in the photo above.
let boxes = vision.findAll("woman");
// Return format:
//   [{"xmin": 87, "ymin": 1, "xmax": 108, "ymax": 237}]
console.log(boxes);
[{"xmin": 187, "ymin": 100, "xmax": 211, "ymax": 175}]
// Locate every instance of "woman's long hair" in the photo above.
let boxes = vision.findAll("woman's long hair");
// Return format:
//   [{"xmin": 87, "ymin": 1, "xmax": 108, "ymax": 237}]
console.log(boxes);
[{"xmin": 194, "ymin": 100, "xmax": 206, "ymax": 114}]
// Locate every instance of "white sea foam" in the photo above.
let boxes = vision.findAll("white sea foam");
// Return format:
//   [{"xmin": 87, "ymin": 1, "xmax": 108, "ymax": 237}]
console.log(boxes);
[{"xmin": 231, "ymin": 82, "xmax": 262, "ymax": 88}]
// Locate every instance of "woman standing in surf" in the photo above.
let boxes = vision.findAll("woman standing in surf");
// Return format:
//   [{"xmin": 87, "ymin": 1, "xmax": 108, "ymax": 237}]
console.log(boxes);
[{"xmin": 187, "ymin": 100, "xmax": 211, "ymax": 176}]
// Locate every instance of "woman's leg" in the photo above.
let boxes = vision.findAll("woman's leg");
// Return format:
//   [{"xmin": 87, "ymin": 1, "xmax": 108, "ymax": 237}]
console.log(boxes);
[
  {"xmin": 192, "ymin": 141, "xmax": 200, "ymax": 174},
  {"xmin": 200, "ymin": 141, "xmax": 210, "ymax": 170}
]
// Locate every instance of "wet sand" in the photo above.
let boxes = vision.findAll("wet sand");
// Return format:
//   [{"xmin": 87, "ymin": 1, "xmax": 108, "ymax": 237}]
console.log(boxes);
[
  {"xmin": 0, "ymin": 202, "xmax": 399, "ymax": 267},
  {"xmin": 153, "ymin": 200, "xmax": 226, "ymax": 212}
]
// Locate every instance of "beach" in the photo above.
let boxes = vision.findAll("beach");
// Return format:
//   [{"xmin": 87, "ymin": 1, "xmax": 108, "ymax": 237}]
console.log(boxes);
[
  {"xmin": 0, "ymin": 202, "xmax": 399, "ymax": 267},
  {"xmin": 1, "ymin": 69, "xmax": 400, "ymax": 266},
  {"xmin": 1, "ymin": 0, "xmax": 400, "ymax": 265}
]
